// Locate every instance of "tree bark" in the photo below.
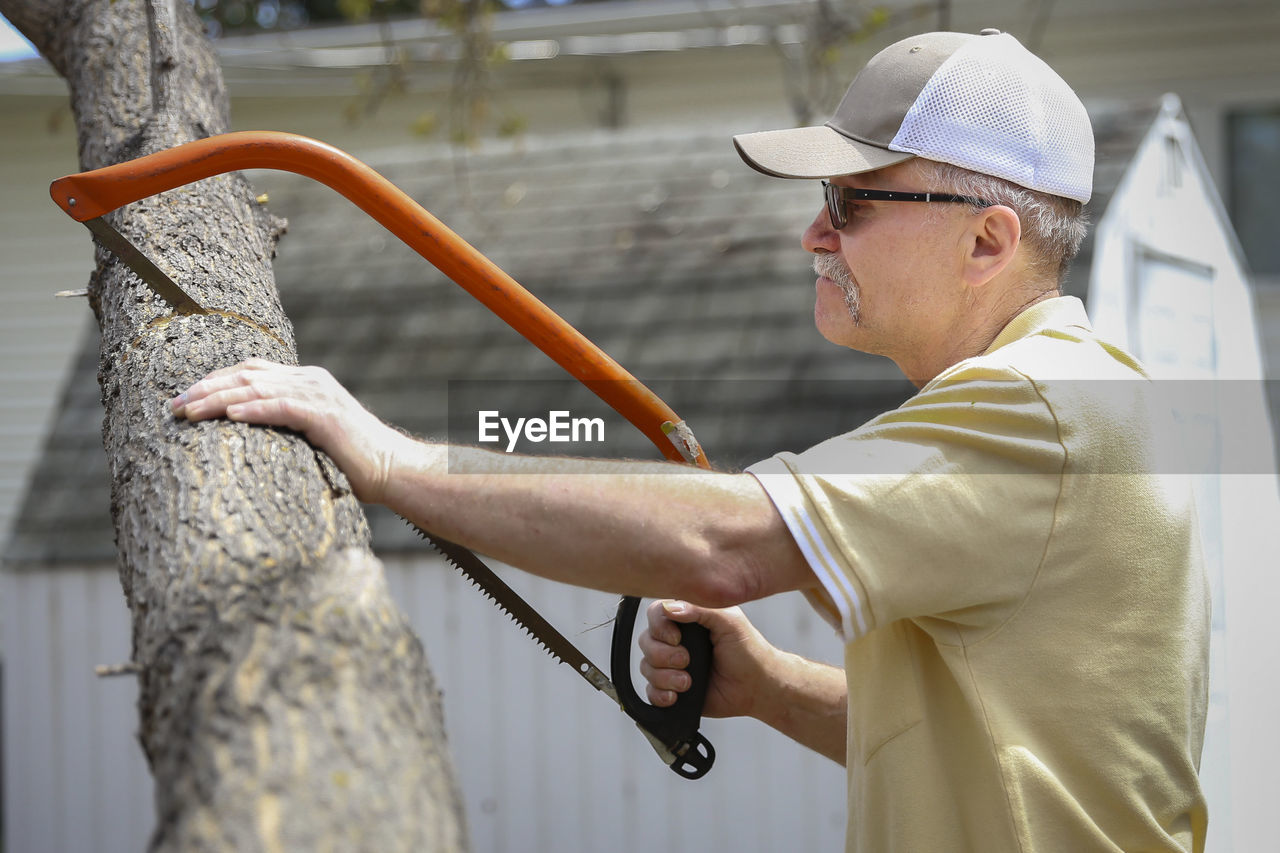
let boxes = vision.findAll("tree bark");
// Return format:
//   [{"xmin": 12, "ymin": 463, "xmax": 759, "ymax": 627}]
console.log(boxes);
[{"xmin": 0, "ymin": 1, "xmax": 469, "ymax": 849}]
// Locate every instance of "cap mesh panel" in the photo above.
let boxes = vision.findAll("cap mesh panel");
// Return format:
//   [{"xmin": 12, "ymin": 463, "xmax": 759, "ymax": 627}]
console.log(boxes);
[{"xmin": 889, "ymin": 34, "xmax": 1093, "ymax": 202}]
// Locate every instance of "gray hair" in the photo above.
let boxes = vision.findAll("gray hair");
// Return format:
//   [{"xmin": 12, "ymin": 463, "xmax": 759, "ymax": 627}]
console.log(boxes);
[{"xmin": 911, "ymin": 159, "xmax": 1090, "ymax": 286}]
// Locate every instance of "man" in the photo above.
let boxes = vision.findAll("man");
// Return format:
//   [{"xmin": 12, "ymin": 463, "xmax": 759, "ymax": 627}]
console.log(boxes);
[{"xmin": 172, "ymin": 30, "xmax": 1209, "ymax": 852}]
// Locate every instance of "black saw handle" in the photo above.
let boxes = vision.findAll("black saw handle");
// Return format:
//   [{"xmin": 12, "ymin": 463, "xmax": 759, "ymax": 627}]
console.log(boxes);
[{"xmin": 610, "ymin": 595, "xmax": 715, "ymax": 779}]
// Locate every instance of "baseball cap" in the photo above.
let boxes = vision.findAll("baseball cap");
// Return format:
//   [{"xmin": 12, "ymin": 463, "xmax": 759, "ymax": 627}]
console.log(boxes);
[{"xmin": 733, "ymin": 30, "xmax": 1094, "ymax": 203}]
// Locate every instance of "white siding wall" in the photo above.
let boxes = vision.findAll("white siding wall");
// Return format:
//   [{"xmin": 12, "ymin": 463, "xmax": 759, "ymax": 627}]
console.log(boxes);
[
  {"xmin": 0, "ymin": 95, "xmax": 94, "ymax": 547},
  {"xmin": 0, "ymin": 568, "xmax": 153, "ymax": 853},
  {"xmin": 2, "ymin": 558, "xmax": 846, "ymax": 853}
]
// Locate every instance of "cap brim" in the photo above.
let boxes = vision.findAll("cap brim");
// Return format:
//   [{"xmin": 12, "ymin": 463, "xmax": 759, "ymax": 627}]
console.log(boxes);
[{"xmin": 733, "ymin": 125, "xmax": 914, "ymax": 179}]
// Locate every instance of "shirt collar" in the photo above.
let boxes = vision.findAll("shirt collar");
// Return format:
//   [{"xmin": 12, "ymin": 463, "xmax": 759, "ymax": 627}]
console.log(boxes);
[{"xmin": 982, "ymin": 295, "xmax": 1093, "ymax": 356}]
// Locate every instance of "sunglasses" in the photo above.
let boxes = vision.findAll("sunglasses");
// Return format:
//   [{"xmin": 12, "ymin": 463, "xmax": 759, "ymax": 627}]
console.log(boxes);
[{"xmin": 823, "ymin": 181, "xmax": 991, "ymax": 230}]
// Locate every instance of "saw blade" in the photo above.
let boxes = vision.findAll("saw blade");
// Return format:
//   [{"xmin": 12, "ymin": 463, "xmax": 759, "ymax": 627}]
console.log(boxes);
[
  {"xmin": 84, "ymin": 215, "xmax": 207, "ymax": 315},
  {"xmin": 413, "ymin": 524, "xmax": 682, "ymax": 768},
  {"xmin": 411, "ymin": 523, "xmax": 617, "ymax": 699}
]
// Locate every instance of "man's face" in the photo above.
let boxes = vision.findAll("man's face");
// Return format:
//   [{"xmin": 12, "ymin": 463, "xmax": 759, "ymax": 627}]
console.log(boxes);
[{"xmin": 801, "ymin": 162, "xmax": 970, "ymax": 361}]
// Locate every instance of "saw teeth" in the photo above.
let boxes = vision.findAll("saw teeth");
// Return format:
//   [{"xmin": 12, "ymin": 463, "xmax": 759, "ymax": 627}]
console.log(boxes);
[{"xmin": 408, "ymin": 519, "xmax": 565, "ymax": 664}]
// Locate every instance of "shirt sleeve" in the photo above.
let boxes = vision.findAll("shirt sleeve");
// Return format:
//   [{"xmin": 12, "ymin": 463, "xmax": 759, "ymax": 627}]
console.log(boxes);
[{"xmin": 747, "ymin": 367, "xmax": 1067, "ymax": 643}]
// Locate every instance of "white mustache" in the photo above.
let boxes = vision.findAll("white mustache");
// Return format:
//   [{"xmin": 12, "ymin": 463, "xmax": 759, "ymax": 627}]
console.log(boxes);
[
  {"xmin": 812, "ymin": 253, "xmax": 851, "ymax": 283},
  {"xmin": 812, "ymin": 253, "xmax": 861, "ymax": 322}
]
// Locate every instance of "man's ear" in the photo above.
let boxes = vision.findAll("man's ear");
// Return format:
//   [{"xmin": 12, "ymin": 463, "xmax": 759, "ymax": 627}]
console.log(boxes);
[{"xmin": 962, "ymin": 204, "xmax": 1021, "ymax": 288}]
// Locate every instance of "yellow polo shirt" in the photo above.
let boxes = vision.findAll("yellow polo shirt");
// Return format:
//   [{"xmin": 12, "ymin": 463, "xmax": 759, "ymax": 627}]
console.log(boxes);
[{"xmin": 748, "ymin": 297, "xmax": 1209, "ymax": 852}]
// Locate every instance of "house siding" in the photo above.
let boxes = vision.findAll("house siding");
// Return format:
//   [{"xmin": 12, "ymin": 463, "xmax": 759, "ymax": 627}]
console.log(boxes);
[{"xmin": 2, "ymin": 558, "xmax": 847, "ymax": 853}]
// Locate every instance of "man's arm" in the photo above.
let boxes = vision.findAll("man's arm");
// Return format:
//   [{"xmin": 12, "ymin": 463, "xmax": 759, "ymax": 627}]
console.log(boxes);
[
  {"xmin": 640, "ymin": 601, "xmax": 847, "ymax": 765},
  {"xmin": 172, "ymin": 359, "xmax": 816, "ymax": 607}
]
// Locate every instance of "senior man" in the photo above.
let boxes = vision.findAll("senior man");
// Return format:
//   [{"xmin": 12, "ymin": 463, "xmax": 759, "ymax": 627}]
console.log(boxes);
[{"xmin": 173, "ymin": 30, "xmax": 1209, "ymax": 852}]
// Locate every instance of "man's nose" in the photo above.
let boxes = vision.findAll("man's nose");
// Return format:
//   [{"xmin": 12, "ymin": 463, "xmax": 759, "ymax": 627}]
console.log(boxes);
[{"xmin": 802, "ymin": 205, "xmax": 839, "ymax": 255}]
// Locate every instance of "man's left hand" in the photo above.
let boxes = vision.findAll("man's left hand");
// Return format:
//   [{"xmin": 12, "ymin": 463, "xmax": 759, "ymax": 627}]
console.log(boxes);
[{"xmin": 171, "ymin": 358, "xmax": 406, "ymax": 503}]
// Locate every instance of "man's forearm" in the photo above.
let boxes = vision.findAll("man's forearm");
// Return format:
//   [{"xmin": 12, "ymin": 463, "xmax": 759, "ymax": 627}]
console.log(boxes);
[
  {"xmin": 380, "ymin": 435, "xmax": 809, "ymax": 607},
  {"xmin": 754, "ymin": 651, "xmax": 848, "ymax": 765}
]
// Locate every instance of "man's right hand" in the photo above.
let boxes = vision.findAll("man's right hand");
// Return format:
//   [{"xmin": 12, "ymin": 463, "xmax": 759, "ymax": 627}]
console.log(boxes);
[
  {"xmin": 637, "ymin": 599, "xmax": 779, "ymax": 720},
  {"xmin": 640, "ymin": 599, "xmax": 850, "ymax": 764}
]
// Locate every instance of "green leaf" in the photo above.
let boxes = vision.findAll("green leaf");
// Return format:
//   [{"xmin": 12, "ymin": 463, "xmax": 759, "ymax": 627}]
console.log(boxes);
[
  {"xmin": 338, "ymin": 0, "xmax": 375, "ymax": 22},
  {"xmin": 411, "ymin": 112, "xmax": 439, "ymax": 137},
  {"xmin": 497, "ymin": 115, "xmax": 526, "ymax": 139}
]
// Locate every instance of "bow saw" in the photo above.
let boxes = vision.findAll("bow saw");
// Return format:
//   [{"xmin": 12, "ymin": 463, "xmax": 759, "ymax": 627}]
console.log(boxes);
[{"xmin": 51, "ymin": 130, "xmax": 716, "ymax": 780}]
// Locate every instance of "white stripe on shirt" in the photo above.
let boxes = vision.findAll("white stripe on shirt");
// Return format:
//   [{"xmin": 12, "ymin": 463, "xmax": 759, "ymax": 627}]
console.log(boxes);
[{"xmin": 747, "ymin": 457, "xmax": 868, "ymax": 640}]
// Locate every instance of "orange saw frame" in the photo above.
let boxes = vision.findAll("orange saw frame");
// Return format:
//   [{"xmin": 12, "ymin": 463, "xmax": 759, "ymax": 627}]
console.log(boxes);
[{"xmin": 50, "ymin": 130, "xmax": 708, "ymax": 469}]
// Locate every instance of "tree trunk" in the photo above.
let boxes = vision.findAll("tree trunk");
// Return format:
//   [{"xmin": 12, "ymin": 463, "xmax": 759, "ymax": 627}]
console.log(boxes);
[{"xmin": 0, "ymin": 1, "xmax": 469, "ymax": 849}]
